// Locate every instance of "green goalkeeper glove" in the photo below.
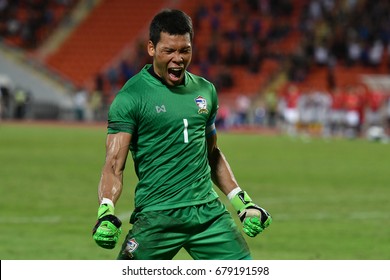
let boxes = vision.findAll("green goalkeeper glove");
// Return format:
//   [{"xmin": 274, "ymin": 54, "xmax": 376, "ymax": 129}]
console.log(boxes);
[
  {"xmin": 92, "ymin": 203, "xmax": 122, "ymax": 249},
  {"xmin": 231, "ymin": 190, "xmax": 272, "ymax": 237}
]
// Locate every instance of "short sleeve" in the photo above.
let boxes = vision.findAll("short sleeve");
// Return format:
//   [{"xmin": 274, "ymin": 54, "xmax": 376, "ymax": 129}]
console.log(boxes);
[{"xmin": 107, "ymin": 91, "xmax": 137, "ymax": 134}]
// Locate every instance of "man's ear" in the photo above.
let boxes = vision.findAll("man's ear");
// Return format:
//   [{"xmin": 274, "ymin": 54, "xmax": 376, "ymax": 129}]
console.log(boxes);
[{"xmin": 147, "ymin": 40, "xmax": 155, "ymax": 57}]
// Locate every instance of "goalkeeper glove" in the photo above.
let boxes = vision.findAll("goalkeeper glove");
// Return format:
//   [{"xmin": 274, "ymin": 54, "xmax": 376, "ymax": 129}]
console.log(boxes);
[
  {"xmin": 230, "ymin": 190, "xmax": 272, "ymax": 237},
  {"xmin": 92, "ymin": 203, "xmax": 122, "ymax": 249}
]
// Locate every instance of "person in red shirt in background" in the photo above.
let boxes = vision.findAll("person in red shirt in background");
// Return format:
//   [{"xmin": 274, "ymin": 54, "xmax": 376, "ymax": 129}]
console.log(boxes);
[
  {"xmin": 343, "ymin": 85, "xmax": 365, "ymax": 138},
  {"xmin": 356, "ymin": 85, "xmax": 368, "ymax": 130},
  {"xmin": 365, "ymin": 85, "xmax": 385, "ymax": 129},
  {"xmin": 329, "ymin": 87, "xmax": 346, "ymax": 137},
  {"xmin": 280, "ymin": 84, "xmax": 301, "ymax": 136}
]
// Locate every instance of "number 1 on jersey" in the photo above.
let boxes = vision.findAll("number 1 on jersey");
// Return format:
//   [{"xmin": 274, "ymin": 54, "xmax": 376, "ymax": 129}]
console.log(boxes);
[{"xmin": 183, "ymin": 118, "xmax": 189, "ymax": 143}]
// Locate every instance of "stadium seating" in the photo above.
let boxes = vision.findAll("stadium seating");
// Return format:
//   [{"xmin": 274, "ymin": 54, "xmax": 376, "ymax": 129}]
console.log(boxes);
[
  {"xmin": 44, "ymin": 0, "xmax": 301, "ymax": 100},
  {"xmin": 45, "ymin": 0, "xmax": 166, "ymax": 87},
  {"xmin": 181, "ymin": 0, "xmax": 300, "ymax": 100},
  {"xmin": 1, "ymin": 1, "xmax": 78, "ymax": 49},
  {"xmin": 3, "ymin": 0, "xmax": 390, "ymax": 123}
]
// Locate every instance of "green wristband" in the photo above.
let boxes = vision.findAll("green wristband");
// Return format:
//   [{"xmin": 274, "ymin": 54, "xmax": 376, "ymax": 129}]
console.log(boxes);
[
  {"xmin": 97, "ymin": 203, "xmax": 115, "ymax": 219},
  {"xmin": 230, "ymin": 191, "xmax": 255, "ymax": 213}
]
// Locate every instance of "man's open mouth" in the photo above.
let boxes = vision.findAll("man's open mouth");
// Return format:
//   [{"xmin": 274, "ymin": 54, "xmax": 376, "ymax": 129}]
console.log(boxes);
[{"xmin": 168, "ymin": 68, "xmax": 183, "ymax": 80}]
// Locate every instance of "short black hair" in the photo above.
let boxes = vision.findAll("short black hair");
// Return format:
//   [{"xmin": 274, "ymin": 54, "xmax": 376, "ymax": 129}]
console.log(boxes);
[{"xmin": 149, "ymin": 9, "xmax": 193, "ymax": 46}]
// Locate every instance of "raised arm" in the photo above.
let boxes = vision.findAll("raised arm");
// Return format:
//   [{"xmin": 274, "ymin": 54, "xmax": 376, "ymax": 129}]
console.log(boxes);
[
  {"xmin": 207, "ymin": 133, "xmax": 272, "ymax": 237},
  {"xmin": 93, "ymin": 132, "xmax": 131, "ymax": 249},
  {"xmin": 207, "ymin": 133, "xmax": 239, "ymax": 196},
  {"xmin": 98, "ymin": 132, "xmax": 131, "ymax": 204}
]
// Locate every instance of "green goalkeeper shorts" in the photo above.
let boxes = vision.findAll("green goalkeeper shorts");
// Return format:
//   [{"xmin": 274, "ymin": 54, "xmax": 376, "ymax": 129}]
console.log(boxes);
[{"xmin": 117, "ymin": 199, "xmax": 252, "ymax": 260}]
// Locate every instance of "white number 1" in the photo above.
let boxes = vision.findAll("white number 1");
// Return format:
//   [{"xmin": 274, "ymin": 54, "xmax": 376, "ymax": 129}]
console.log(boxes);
[{"xmin": 183, "ymin": 119, "xmax": 189, "ymax": 143}]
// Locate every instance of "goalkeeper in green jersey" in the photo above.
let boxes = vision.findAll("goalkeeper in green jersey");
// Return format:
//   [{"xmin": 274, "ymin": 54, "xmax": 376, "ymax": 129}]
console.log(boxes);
[{"xmin": 92, "ymin": 9, "xmax": 272, "ymax": 260}]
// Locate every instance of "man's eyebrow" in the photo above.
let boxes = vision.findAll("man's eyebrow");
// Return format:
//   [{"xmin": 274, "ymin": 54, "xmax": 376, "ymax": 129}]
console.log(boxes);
[
  {"xmin": 161, "ymin": 46, "xmax": 191, "ymax": 51},
  {"xmin": 161, "ymin": 47, "xmax": 174, "ymax": 52}
]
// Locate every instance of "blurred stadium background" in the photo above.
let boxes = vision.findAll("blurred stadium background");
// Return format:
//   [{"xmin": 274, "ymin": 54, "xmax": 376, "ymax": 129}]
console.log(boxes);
[{"xmin": 1, "ymin": 0, "xmax": 390, "ymax": 140}]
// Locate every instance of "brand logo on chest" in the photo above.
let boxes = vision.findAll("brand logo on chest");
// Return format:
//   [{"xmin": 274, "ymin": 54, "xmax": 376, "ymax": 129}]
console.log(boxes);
[{"xmin": 155, "ymin": 105, "xmax": 166, "ymax": 113}]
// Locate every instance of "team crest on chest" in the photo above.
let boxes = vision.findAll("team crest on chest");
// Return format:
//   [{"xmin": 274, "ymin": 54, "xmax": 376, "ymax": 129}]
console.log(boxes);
[{"xmin": 195, "ymin": 96, "xmax": 209, "ymax": 114}]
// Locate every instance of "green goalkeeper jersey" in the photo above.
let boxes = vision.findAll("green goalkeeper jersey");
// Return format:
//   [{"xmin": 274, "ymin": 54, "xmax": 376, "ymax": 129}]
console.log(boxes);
[{"xmin": 107, "ymin": 64, "xmax": 219, "ymax": 213}]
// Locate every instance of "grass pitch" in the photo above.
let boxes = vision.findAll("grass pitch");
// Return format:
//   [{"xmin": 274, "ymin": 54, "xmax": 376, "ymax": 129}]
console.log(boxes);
[{"xmin": 0, "ymin": 122, "xmax": 389, "ymax": 260}]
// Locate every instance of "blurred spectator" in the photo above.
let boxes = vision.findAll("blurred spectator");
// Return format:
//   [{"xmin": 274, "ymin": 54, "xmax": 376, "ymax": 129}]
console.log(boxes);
[
  {"xmin": 248, "ymin": 43, "xmax": 264, "ymax": 74},
  {"xmin": 329, "ymin": 26, "xmax": 347, "ymax": 63},
  {"xmin": 263, "ymin": 90, "xmax": 278, "ymax": 127},
  {"xmin": 235, "ymin": 95, "xmax": 251, "ymax": 126},
  {"xmin": 314, "ymin": 41, "xmax": 330, "ymax": 67},
  {"xmin": 119, "ymin": 59, "xmax": 136, "ymax": 82},
  {"xmin": 89, "ymin": 89, "xmax": 104, "ymax": 121},
  {"xmin": 206, "ymin": 39, "xmax": 220, "ymax": 65},
  {"xmin": 326, "ymin": 62, "xmax": 336, "ymax": 91},
  {"xmin": 281, "ymin": 84, "xmax": 300, "ymax": 136},
  {"xmin": 214, "ymin": 65, "xmax": 233, "ymax": 91},
  {"xmin": 225, "ymin": 40, "xmax": 249, "ymax": 66},
  {"xmin": 253, "ymin": 103, "xmax": 266, "ymax": 126},
  {"xmin": 365, "ymin": 86, "xmax": 385, "ymax": 127},
  {"xmin": 193, "ymin": 1, "xmax": 208, "ymax": 30},
  {"xmin": 329, "ymin": 87, "xmax": 346, "ymax": 137},
  {"xmin": 344, "ymin": 86, "xmax": 364, "ymax": 138},
  {"xmin": 0, "ymin": 84, "xmax": 12, "ymax": 119},
  {"xmin": 367, "ymin": 40, "xmax": 384, "ymax": 68},
  {"xmin": 297, "ymin": 88, "xmax": 314, "ymax": 135},
  {"xmin": 106, "ymin": 67, "xmax": 119, "ymax": 90},
  {"xmin": 73, "ymin": 86, "xmax": 88, "ymax": 121},
  {"xmin": 266, "ymin": 18, "xmax": 290, "ymax": 41},
  {"xmin": 95, "ymin": 72, "xmax": 104, "ymax": 92},
  {"xmin": 287, "ymin": 43, "xmax": 310, "ymax": 82},
  {"xmin": 270, "ymin": 0, "xmax": 293, "ymax": 17},
  {"xmin": 346, "ymin": 35, "xmax": 362, "ymax": 66},
  {"xmin": 196, "ymin": 47, "xmax": 211, "ymax": 80},
  {"xmin": 13, "ymin": 87, "xmax": 30, "ymax": 119},
  {"xmin": 215, "ymin": 104, "xmax": 231, "ymax": 130},
  {"xmin": 313, "ymin": 87, "xmax": 332, "ymax": 137}
]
